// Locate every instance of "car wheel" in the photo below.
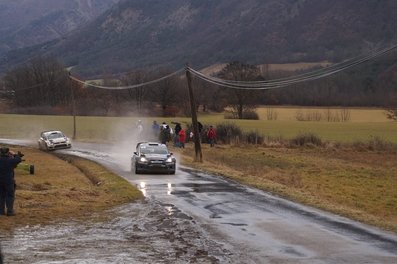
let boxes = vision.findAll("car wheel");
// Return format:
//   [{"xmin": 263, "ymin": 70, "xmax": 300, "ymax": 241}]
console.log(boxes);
[
  {"xmin": 170, "ymin": 170, "xmax": 176, "ymax": 175},
  {"xmin": 133, "ymin": 163, "xmax": 140, "ymax": 174}
]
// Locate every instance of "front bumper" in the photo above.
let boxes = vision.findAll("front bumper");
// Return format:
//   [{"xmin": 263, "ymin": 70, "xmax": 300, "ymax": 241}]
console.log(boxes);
[
  {"xmin": 47, "ymin": 143, "xmax": 72, "ymax": 150},
  {"xmin": 136, "ymin": 162, "xmax": 176, "ymax": 173}
]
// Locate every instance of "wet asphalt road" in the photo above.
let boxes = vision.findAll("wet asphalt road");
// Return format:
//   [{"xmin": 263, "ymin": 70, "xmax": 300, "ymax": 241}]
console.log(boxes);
[{"xmin": 1, "ymin": 139, "xmax": 397, "ymax": 263}]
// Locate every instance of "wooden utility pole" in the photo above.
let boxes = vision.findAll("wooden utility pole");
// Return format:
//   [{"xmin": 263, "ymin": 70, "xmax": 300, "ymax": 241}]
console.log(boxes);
[
  {"xmin": 69, "ymin": 72, "xmax": 77, "ymax": 140},
  {"xmin": 185, "ymin": 65, "xmax": 202, "ymax": 162}
]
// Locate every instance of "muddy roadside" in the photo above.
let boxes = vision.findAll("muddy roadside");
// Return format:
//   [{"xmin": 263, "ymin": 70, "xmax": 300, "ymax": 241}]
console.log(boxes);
[
  {"xmin": 0, "ymin": 145, "xmax": 234, "ymax": 263},
  {"xmin": 0, "ymin": 146, "xmax": 143, "ymax": 231}
]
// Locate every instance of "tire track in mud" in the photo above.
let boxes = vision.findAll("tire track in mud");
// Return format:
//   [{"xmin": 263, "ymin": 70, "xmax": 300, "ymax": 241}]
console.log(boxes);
[{"xmin": 1, "ymin": 201, "xmax": 233, "ymax": 264}]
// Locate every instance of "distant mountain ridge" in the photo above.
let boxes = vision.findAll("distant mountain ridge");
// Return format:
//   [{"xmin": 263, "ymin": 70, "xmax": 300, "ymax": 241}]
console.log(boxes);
[
  {"xmin": 2, "ymin": 0, "xmax": 397, "ymax": 77},
  {"xmin": 0, "ymin": 0, "xmax": 120, "ymax": 55}
]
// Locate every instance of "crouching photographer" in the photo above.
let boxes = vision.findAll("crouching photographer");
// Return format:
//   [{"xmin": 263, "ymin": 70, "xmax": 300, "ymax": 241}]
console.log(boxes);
[{"xmin": 0, "ymin": 147, "xmax": 23, "ymax": 216}]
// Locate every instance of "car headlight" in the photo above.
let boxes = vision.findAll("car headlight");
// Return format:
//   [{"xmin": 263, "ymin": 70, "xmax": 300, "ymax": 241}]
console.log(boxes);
[
  {"xmin": 166, "ymin": 157, "xmax": 174, "ymax": 163},
  {"xmin": 46, "ymin": 140, "xmax": 54, "ymax": 146},
  {"xmin": 139, "ymin": 157, "xmax": 148, "ymax": 163}
]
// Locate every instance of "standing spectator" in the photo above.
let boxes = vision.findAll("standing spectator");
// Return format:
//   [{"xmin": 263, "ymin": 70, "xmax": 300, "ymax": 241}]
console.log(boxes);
[
  {"xmin": 190, "ymin": 122, "xmax": 203, "ymax": 143},
  {"xmin": 198, "ymin": 121, "xmax": 203, "ymax": 134},
  {"xmin": 159, "ymin": 125, "xmax": 167, "ymax": 144},
  {"xmin": 0, "ymin": 147, "xmax": 23, "ymax": 216},
  {"xmin": 136, "ymin": 120, "xmax": 144, "ymax": 140},
  {"xmin": 136, "ymin": 120, "xmax": 143, "ymax": 131},
  {"xmin": 172, "ymin": 122, "xmax": 182, "ymax": 147},
  {"xmin": 172, "ymin": 122, "xmax": 182, "ymax": 135},
  {"xmin": 159, "ymin": 124, "xmax": 171, "ymax": 145},
  {"xmin": 151, "ymin": 120, "xmax": 160, "ymax": 140},
  {"xmin": 197, "ymin": 121, "xmax": 204, "ymax": 142},
  {"xmin": 178, "ymin": 128, "xmax": 186, "ymax": 148},
  {"xmin": 189, "ymin": 131, "xmax": 194, "ymax": 141},
  {"xmin": 207, "ymin": 125, "xmax": 217, "ymax": 147}
]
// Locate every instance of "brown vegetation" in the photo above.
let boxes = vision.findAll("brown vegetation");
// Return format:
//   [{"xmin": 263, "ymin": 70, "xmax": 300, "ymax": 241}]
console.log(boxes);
[
  {"xmin": 178, "ymin": 142, "xmax": 397, "ymax": 232},
  {"xmin": 0, "ymin": 146, "xmax": 143, "ymax": 231}
]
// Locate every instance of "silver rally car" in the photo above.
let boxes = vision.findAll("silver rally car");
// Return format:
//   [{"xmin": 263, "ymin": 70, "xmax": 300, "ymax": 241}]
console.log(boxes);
[
  {"xmin": 38, "ymin": 130, "xmax": 72, "ymax": 151},
  {"xmin": 131, "ymin": 142, "xmax": 176, "ymax": 174}
]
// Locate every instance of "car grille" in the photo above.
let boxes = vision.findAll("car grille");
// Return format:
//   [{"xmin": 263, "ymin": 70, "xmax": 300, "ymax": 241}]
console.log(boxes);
[
  {"xmin": 54, "ymin": 143, "xmax": 68, "ymax": 149},
  {"xmin": 149, "ymin": 160, "xmax": 165, "ymax": 165}
]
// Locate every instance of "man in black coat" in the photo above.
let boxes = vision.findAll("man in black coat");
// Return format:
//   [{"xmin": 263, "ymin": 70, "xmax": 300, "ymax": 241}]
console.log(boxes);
[
  {"xmin": 0, "ymin": 147, "xmax": 22, "ymax": 216},
  {"xmin": 171, "ymin": 122, "xmax": 182, "ymax": 147}
]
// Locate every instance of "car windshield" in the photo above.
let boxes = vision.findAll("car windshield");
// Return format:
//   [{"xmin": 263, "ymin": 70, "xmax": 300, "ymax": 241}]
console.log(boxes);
[
  {"xmin": 47, "ymin": 132, "xmax": 64, "ymax": 139},
  {"xmin": 140, "ymin": 145, "xmax": 169, "ymax": 155}
]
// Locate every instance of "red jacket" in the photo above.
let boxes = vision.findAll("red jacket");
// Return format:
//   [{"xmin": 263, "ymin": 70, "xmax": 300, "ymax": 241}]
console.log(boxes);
[
  {"xmin": 207, "ymin": 128, "xmax": 216, "ymax": 139},
  {"xmin": 179, "ymin": 129, "xmax": 186, "ymax": 143}
]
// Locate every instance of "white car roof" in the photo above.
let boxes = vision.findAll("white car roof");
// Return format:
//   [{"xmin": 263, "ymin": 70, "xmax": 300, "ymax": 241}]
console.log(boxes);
[{"xmin": 42, "ymin": 130, "xmax": 64, "ymax": 135}]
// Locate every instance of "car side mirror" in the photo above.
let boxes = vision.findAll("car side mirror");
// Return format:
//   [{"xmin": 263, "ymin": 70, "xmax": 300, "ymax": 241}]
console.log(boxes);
[{"xmin": 133, "ymin": 152, "xmax": 138, "ymax": 155}]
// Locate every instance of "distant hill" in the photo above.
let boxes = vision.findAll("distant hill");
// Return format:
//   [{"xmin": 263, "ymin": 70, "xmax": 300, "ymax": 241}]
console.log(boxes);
[
  {"xmin": 2, "ymin": 0, "xmax": 397, "ymax": 77},
  {"xmin": 0, "ymin": 0, "xmax": 119, "ymax": 55}
]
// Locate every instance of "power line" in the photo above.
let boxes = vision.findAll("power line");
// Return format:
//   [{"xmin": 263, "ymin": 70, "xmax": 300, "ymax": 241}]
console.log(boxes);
[
  {"xmin": 3, "ymin": 70, "xmax": 69, "ymax": 93},
  {"xmin": 188, "ymin": 43, "xmax": 397, "ymax": 90},
  {"xmin": 3, "ymin": 43, "xmax": 397, "ymax": 92},
  {"xmin": 69, "ymin": 68, "xmax": 185, "ymax": 90}
]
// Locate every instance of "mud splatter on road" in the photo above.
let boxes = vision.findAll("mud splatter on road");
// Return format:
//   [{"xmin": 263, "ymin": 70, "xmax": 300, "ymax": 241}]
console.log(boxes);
[{"xmin": 1, "ymin": 201, "xmax": 233, "ymax": 264}]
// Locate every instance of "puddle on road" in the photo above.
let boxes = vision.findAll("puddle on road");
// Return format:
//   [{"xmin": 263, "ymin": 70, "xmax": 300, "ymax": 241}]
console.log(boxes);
[
  {"xmin": 181, "ymin": 183, "xmax": 245, "ymax": 193},
  {"xmin": 0, "ymin": 201, "xmax": 233, "ymax": 264},
  {"xmin": 68, "ymin": 149, "xmax": 110, "ymax": 160}
]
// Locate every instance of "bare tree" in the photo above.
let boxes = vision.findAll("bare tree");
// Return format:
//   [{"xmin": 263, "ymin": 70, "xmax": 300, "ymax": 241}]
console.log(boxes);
[
  {"xmin": 192, "ymin": 76, "xmax": 228, "ymax": 113},
  {"xmin": 147, "ymin": 70, "xmax": 182, "ymax": 116},
  {"xmin": 3, "ymin": 56, "xmax": 69, "ymax": 108},
  {"xmin": 217, "ymin": 61, "xmax": 263, "ymax": 119},
  {"xmin": 122, "ymin": 70, "xmax": 149, "ymax": 114}
]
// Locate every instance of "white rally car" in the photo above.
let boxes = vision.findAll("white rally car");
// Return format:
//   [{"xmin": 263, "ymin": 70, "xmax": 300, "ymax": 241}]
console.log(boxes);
[{"xmin": 38, "ymin": 130, "xmax": 72, "ymax": 151}]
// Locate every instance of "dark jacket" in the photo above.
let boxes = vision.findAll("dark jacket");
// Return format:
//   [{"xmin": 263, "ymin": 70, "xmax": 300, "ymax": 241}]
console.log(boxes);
[
  {"xmin": 0, "ymin": 155, "xmax": 22, "ymax": 183},
  {"xmin": 174, "ymin": 123, "xmax": 182, "ymax": 135}
]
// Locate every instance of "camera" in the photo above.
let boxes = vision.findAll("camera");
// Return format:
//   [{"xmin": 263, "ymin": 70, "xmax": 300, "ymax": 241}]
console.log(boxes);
[{"xmin": 0, "ymin": 147, "xmax": 24, "ymax": 157}]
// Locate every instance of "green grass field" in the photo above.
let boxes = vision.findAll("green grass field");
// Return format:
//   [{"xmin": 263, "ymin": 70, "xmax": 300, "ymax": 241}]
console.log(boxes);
[{"xmin": 0, "ymin": 107, "xmax": 396, "ymax": 143}]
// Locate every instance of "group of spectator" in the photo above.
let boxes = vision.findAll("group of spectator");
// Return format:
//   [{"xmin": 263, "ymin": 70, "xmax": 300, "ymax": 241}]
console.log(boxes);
[
  {"xmin": 151, "ymin": 121, "xmax": 186, "ymax": 148},
  {"xmin": 149, "ymin": 120, "xmax": 217, "ymax": 148}
]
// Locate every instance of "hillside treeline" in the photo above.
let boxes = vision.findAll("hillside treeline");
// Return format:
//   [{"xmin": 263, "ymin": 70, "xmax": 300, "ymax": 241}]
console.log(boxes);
[
  {"xmin": 0, "ymin": 57, "xmax": 396, "ymax": 117},
  {"xmin": 262, "ymin": 55, "xmax": 397, "ymax": 107}
]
